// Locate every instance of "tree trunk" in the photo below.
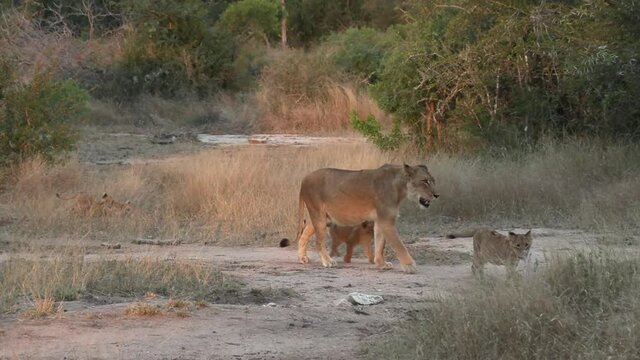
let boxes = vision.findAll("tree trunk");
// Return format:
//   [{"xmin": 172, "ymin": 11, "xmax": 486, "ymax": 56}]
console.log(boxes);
[
  {"xmin": 424, "ymin": 101, "xmax": 435, "ymax": 151},
  {"xmin": 280, "ymin": 0, "xmax": 287, "ymax": 49}
]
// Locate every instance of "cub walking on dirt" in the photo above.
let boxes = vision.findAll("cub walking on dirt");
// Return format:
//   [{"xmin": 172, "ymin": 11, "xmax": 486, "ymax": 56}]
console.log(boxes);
[
  {"xmin": 329, "ymin": 221, "xmax": 375, "ymax": 264},
  {"xmin": 446, "ymin": 228, "xmax": 532, "ymax": 275}
]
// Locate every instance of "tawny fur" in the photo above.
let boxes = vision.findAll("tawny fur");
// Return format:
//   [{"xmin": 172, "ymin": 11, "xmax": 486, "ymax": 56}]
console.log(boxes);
[
  {"xmin": 56, "ymin": 192, "xmax": 131, "ymax": 217},
  {"xmin": 329, "ymin": 221, "xmax": 375, "ymax": 264},
  {"xmin": 291, "ymin": 163, "xmax": 438, "ymax": 274},
  {"xmin": 447, "ymin": 228, "xmax": 532, "ymax": 275}
]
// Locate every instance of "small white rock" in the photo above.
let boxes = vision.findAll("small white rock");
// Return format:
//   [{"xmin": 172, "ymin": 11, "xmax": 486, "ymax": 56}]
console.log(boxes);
[{"xmin": 347, "ymin": 292, "xmax": 384, "ymax": 306}]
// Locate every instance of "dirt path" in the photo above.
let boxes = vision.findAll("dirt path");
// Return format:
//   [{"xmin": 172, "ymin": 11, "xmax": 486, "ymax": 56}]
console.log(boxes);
[{"xmin": 0, "ymin": 229, "xmax": 611, "ymax": 359}]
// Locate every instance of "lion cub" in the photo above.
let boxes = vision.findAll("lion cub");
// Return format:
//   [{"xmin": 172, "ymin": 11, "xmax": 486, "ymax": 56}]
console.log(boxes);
[
  {"xmin": 447, "ymin": 228, "xmax": 532, "ymax": 275},
  {"xmin": 329, "ymin": 221, "xmax": 375, "ymax": 264},
  {"xmin": 56, "ymin": 192, "xmax": 131, "ymax": 216}
]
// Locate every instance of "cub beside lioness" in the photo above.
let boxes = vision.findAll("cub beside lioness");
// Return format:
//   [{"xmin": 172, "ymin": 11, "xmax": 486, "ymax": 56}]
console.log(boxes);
[
  {"xmin": 446, "ymin": 228, "xmax": 532, "ymax": 275},
  {"xmin": 329, "ymin": 221, "xmax": 375, "ymax": 264}
]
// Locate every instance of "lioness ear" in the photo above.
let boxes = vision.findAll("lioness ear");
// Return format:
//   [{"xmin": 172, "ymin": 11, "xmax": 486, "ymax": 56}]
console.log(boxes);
[
  {"xmin": 403, "ymin": 163, "xmax": 415, "ymax": 176},
  {"xmin": 102, "ymin": 193, "xmax": 108, "ymax": 199},
  {"xmin": 126, "ymin": 200, "xmax": 131, "ymax": 205}
]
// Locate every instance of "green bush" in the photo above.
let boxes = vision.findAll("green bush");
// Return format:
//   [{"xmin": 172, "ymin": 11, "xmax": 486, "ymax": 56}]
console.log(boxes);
[
  {"xmin": 99, "ymin": 0, "xmax": 235, "ymax": 99},
  {"xmin": 0, "ymin": 66, "xmax": 88, "ymax": 165},
  {"xmin": 350, "ymin": 111, "xmax": 402, "ymax": 151},
  {"xmin": 326, "ymin": 27, "xmax": 391, "ymax": 83},
  {"xmin": 217, "ymin": 0, "xmax": 280, "ymax": 46}
]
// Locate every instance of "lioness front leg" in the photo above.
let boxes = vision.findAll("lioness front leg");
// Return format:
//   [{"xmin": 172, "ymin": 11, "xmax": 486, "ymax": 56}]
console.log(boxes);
[
  {"xmin": 374, "ymin": 222, "xmax": 392, "ymax": 270},
  {"xmin": 379, "ymin": 221, "xmax": 416, "ymax": 274}
]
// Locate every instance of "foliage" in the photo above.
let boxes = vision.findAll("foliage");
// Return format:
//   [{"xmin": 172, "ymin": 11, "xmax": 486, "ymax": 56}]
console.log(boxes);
[
  {"xmin": 101, "ymin": 0, "xmax": 235, "ymax": 99},
  {"xmin": 285, "ymin": 0, "xmax": 405, "ymax": 46},
  {"xmin": 0, "ymin": 63, "xmax": 88, "ymax": 165},
  {"xmin": 325, "ymin": 27, "xmax": 391, "ymax": 83},
  {"xmin": 217, "ymin": 0, "xmax": 280, "ymax": 46},
  {"xmin": 366, "ymin": 1, "xmax": 640, "ymax": 151},
  {"xmin": 350, "ymin": 111, "xmax": 402, "ymax": 151}
]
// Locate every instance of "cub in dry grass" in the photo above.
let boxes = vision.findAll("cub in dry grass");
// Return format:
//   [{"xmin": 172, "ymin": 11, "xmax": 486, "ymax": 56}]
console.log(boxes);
[
  {"xmin": 56, "ymin": 192, "xmax": 131, "ymax": 217},
  {"xmin": 446, "ymin": 228, "xmax": 532, "ymax": 275},
  {"xmin": 329, "ymin": 221, "xmax": 375, "ymax": 264}
]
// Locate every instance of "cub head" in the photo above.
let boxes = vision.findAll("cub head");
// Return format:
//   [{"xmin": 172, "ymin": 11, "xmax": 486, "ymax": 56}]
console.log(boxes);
[
  {"xmin": 100, "ymin": 193, "xmax": 132, "ymax": 214},
  {"xmin": 404, "ymin": 163, "xmax": 439, "ymax": 208},
  {"xmin": 508, "ymin": 230, "xmax": 533, "ymax": 259},
  {"xmin": 360, "ymin": 221, "xmax": 374, "ymax": 236}
]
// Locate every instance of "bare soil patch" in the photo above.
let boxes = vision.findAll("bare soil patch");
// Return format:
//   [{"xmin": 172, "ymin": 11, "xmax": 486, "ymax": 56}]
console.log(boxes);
[{"xmin": 0, "ymin": 228, "xmax": 608, "ymax": 359}]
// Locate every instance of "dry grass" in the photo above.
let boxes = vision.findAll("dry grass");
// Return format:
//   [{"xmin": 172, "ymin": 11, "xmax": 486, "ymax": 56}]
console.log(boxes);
[
  {"xmin": 23, "ymin": 297, "xmax": 61, "ymax": 319},
  {"xmin": 370, "ymin": 250, "xmax": 640, "ymax": 359},
  {"xmin": 424, "ymin": 141, "xmax": 640, "ymax": 237},
  {"xmin": 125, "ymin": 303, "xmax": 163, "ymax": 317},
  {"xmin": 0, "ymin": 10, "xmax": 124, "ymax": 83},
  {"xmin": 2, "ymin": 143, "xmax": 393, "ymax": 245},
  {"xmin": 256, "ymin": 48, "xmax": 390, "ymax": 134},
  {"xmin": 2, "ymin": 141, "xmax": 639, "ymax": 247},
  {"xmin": 166, "ymin": 299, "xmax": 190, "ymax": 309},
  {"xmin": 87, "ymin": 92, "xmax": 257, "ymax": 132},
  {"xmin": 0, "ymin": 254, "xmax": 238, "ymax": 314}
]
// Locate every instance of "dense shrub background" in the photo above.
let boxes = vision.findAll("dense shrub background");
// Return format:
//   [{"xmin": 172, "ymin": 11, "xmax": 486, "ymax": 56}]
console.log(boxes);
[{"xmin": 0, "ymin": 60, "xmax": 88, "ymax": 165}]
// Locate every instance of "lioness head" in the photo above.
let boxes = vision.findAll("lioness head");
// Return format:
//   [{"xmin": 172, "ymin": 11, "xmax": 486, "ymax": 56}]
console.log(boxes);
[
  {"xmin": 403, "ymin": 164, "xmax": 438, "ymax": 208},
  {"xmin": 508, "ymin": 230, "xmax": 532, "ymax": 259}
]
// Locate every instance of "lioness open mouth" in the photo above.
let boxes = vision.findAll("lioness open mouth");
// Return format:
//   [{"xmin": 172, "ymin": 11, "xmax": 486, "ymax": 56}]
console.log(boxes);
[{"xmin": 419, "ymin": 197, "xmax": 430, "ymax": 208}]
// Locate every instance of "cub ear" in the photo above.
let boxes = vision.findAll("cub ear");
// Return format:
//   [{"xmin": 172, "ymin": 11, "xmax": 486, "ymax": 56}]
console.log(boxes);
[
  {"xmin": 126, "ymin": 200, "xmax": 131, "ymax": 205},
  {"xmin": 102, "ymin": 193, "xmax": 108, "ymax": 199},
  {"xmin": 508, "ymin": 231, "xmax": 516, "ymax": 237},
  {"xmin": 525, "ymin": 230, "xmax": 532, "ymax": 237}
]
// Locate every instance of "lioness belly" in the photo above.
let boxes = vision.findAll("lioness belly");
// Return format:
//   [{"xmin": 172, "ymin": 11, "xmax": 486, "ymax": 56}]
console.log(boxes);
[{"xmin": 327, "ymin": 207, "xmax": 376, "ymax": 226}]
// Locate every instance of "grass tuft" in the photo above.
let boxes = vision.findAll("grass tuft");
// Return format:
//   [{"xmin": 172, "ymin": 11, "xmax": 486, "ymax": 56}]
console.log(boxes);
[{"xmin": 369, "ymin": 250, "xmax": 640, "ymax": 359}]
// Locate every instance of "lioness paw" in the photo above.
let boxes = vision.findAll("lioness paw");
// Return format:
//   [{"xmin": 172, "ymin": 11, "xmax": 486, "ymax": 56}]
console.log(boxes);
[
  {"xmin": 299, "ymin": 255, "xmax": 310, "ymax": 264},
  {"xmin": 401, "ymin": 263, "xmax": 417, "ymax": 274},
  {"xmin": 376, "ymin": 261, "xmax": 393, "ymax": 270},
  {"xmin": 321, "ymin": 258, "xmax": 337, "ymax": 268}
]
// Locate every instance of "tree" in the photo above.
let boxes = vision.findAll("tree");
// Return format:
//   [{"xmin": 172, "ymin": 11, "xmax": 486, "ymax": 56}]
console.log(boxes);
[{"xmin": 217, "ymin": 0, "xmax": 280, "ymax": 47}]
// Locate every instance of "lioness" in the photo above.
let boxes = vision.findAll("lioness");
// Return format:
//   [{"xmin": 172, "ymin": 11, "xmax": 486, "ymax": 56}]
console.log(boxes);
[
  {"xmin": 329, "ymin": 221, "xmax": 375, "ymax": 264},
  {"xmin": 292, "ymin": 163, "xmax": 438, "ymax": 273},
  {"xmin": 56, "ymin": 192, "xmax": 131, "ymax": 216},
  {"xmin": 446, "ymin": 228, "xmax": 532, "ymax": 275}
]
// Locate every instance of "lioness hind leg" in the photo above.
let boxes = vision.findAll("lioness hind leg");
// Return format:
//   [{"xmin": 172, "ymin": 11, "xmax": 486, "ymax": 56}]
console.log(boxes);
[
  {"xmin": 307, "ymin": 210, "xmax": 336, "ymax": 268},
  {"xmin": 297, "ymin": 222, "xmax": 315, "ymax": 264}
]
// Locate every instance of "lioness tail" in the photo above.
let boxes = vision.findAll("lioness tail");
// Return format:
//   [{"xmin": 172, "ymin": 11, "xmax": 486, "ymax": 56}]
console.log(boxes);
[
  {"xmin": 56, "ymin": 192, "xmax": 78, "ymax": 201},
  {"xmin": 445, "ymin": 229, "xmax": 480, "ymax": 239},
  {"xmin": 279, "ymin": 195, "xmax": 306, "ymax": 248}
]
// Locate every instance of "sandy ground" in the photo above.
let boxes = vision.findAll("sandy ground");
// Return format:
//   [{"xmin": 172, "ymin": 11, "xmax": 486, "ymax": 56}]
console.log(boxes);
[
  {"xmin": 2, "ymin": 128, "xmax": 634, "ymax": 359},
  {"xmin": 0, "ymin": 228, "xmax": 610, "ymax": 360}
]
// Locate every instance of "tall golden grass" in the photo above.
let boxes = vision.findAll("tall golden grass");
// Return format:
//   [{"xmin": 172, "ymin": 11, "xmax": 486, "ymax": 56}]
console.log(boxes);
[
  {"xmin": 3, "ymin": 144, "xmax": 393, "ymax": 245},
  {"xmin": 255, "ymin": 48, "xmax": 391, "ymax": 133},
  {"xmin": 2, "ymin": 141, "xmax": 639, "ymax": 247}
]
